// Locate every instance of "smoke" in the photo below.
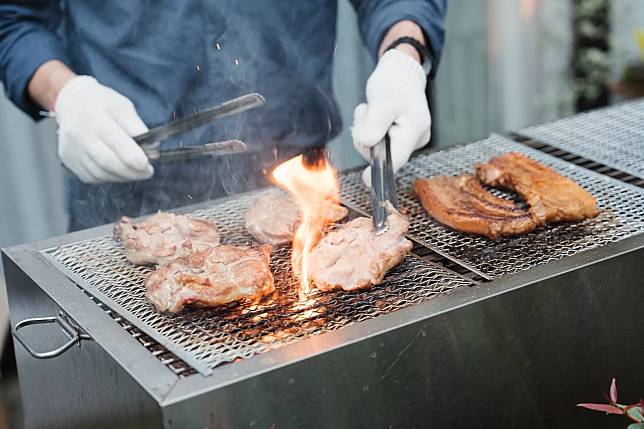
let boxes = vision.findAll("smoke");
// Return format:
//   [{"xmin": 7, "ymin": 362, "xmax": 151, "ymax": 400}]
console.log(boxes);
[{"xmin": 63, "ymin": 2, "xmax": 343, "ymax": 230}]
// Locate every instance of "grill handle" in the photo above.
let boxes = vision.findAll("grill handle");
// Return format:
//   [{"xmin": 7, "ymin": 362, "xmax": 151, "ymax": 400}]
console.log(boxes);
[{"xmin": 12, "ymin": 313, "xmax": 92, "ymax": 359}]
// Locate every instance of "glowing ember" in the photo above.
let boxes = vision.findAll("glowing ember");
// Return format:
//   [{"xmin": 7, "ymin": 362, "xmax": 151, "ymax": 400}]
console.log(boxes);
[{"xmin": 272, "ymin": 155, "xmax": 340, "ymax": 298}]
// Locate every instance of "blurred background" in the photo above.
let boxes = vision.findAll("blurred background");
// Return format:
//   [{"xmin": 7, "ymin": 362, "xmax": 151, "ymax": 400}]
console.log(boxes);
[{"xmin": 1, "ymin": 0, "xmax": 643, "ymax": 427}]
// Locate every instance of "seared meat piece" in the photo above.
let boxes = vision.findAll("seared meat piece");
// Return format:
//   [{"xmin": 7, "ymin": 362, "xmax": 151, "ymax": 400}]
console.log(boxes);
[
  {"xmin": 476, "ymin": 152, "xmax": 599, "ymax": 225},
  {"xmin": 245, "ymin": 190, "xmax": 348, "ymax": 245},
  {"xmin": 245, "ymin": 191, "xmax": 300, "ymax": 245},
  {"xmin": 145, "ymin": 244, "xmax": 274, "ymax": 313},
  {"xmin": 114, "ymin": 213, "xmax": 220, "ymax": 265},
  {"xmin": 414, "ymin": 175, "xmax": 538, "ymax": 239},
  {"xmin": 308, "ymin": 205, "xmax": 412, "ymax": 292}
]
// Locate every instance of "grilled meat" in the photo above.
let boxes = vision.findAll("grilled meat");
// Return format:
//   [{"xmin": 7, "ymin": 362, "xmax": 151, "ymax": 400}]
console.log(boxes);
[
  {"xmin": 414, "ymin": 175, "xmax": 538, "ymax": 239},
  {"xmin": 245, "ymin": 190, "xmax": 348, "ymax": 245},
  {"xmin": 114, "ymin": 213, "xmax": 220, "ymax": 265},
  {"xmin": 308, "ymin": 205, "xmax": 412, "ymax": 292},
  {"xmin": 476, "ymin": 152, "xmax": 599, "ymax": 225},
  {"xmin": 145, "ymin": 244, "xmax": 274, "ymax": 313}
]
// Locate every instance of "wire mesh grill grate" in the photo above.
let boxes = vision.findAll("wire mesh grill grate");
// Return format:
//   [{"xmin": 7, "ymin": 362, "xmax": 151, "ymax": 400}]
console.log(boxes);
[
  {"xmin": 519, "ymin": 100, "xmax": 644, "ymax": 180},
  {"xmin": 340, "ymin": 134, "xmax": 644, "ymax": 280},
  {"xmin": 44, "ymin": 192, "xmax": 474, "ymax": 375}
]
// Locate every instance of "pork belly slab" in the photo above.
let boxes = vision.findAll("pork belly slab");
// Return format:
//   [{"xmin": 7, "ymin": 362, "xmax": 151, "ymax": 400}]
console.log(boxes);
[
  {"xmin": 114, "ymin": 212, "xmax": 220, "ymax": 265},
  {"xmin": 476, "ymin": 152, "xmax": 599, "ymax": 225},
  {"xmin": 145, "ymin": 244, "xmax": 274, "ymax": 313},
  {"xmin": 308, "ymin": 206, "xmax": 412, "ymax": 292},
  {"xmin": 245, "ymin": 190, "xmax": 348, "ymax": 245},
  {"xmin": 414, "ymin": 175, "xmax": 538, "ymax": 239}
]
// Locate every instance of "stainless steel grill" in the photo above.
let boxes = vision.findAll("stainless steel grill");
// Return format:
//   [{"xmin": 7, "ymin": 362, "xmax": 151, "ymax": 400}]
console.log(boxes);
[
  {"xmin": 519, "ymin": 100, "xmax": 644, "ymax": 180},
  {"xmin": 43, "ymin": 192, "xmax": 475, "ymax": 376},
  {"xmin": 340, "ymin": 134, "xmax": 644, "ymax": 280},
  {"xmin": 7, "ymin": 107, "xmax": 644, "ymax": 429}
]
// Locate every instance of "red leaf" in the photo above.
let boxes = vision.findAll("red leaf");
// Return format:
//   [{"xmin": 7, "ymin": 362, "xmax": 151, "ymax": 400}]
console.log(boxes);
[
  {"xmin": 610, "ymin": 378, "xmax": 618, "ymax": 403},
  {"xmin": 577, "ymin": 403, "xmax": 625, "ymax": 415}
]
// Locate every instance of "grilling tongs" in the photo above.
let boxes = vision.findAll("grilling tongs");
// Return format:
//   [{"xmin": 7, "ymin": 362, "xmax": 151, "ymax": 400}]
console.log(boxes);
[
  {"xmin": 135, "ymin": 93, "xmax": 265, "ymax": 161},
  {"xmin": 370, "ymin": 133, "xmax": 399, "ymax": 235}
]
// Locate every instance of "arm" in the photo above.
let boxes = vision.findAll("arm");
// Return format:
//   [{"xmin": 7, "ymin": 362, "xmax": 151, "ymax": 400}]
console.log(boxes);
[
  {"xmin": 349, "ymin": 0, "xmax": 447, "ymax": 77},
  {"xmin": 0, "ymin": 2, "xmax": 152, "ymax": 184},
  {"xmin": 28, "ymin": 60, "xmax": 77, "ymax": 112},
  {"xmin": 0, "ymin": 1, "xmax": 71, "ymax": 117},
  {"xmin": 350, "ymin": 1, "xmax": 447, "ymax": 184}
]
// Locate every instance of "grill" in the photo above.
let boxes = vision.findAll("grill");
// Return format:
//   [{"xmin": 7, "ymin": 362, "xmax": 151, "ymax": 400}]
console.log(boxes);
[
  {"xmin": 4, "ymin": 113, "xmax": 644, "ymax": 428},
  {"xmin": 341, "ymin": 134, "xmax": 644, "ymax": 280},
  {"xmin": 43, "ymin": 193, "xmax": 475, "ymax": 376},
  {"xmin": 38, "ymin": 134, "xmax": 644, "ymax": 377},
  {"xmin": 519, "ymin": 100, "xmax": 644, "ymax": 180}
]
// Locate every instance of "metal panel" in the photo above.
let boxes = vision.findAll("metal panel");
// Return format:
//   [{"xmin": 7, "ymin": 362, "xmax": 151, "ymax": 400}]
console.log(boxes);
[
  {"xmin": 161, "ymin": 240, "xmax": 644, "ymax": 428},
  {"xmin": 43, "ymin": 192, "xmax": 475, "ymax": 375},
  {"xmin": 519, "ymin": 100, "xmax": 644, "ymax": 180},
  {"xmin": 340, "ymin": 134, "xmax": 644, "ymax": 279},
  {"xmin": 3, "ymin": 253, "xmax": 163, "ymax": 429}
]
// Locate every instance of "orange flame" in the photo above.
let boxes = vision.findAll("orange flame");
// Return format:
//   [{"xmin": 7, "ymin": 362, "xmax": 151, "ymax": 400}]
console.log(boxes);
[{"xmin": 272, "ymin": 155, "xmax": 340, "ymax": 297}]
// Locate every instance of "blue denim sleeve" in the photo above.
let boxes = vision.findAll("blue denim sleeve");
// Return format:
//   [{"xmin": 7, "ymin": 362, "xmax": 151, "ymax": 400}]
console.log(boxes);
[
  {"xmin": 0, "ymin": 1, "xmax": 70, "ymax": 119},
  {"xmin": 349, "ymin": 0, "xmax": 447, "ymax": 78}
]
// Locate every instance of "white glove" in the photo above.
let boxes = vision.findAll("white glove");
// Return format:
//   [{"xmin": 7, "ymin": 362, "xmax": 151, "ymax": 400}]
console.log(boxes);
[
  {"xmin": 55, "ymin": 75, "xmax": 154, "ymax": 184},
  {"xmin": 352, "ymin": 49, "xmax": 431, "ymax": 185}
]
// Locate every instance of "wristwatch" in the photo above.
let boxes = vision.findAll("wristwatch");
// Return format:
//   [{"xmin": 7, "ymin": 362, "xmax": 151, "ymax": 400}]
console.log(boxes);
[{"xmin": 385, "ymin": 36, "xmax": 433, "ymax": 75}]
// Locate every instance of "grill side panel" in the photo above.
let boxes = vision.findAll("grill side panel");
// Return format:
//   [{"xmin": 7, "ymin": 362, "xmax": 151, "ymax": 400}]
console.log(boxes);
[
  {"xmin": 162, "ymin": 242, "xmax": 644, "ymax": 429},
  {"xmin": 2, "ymin": 251, "xmax": 164, "ymax": 429}
]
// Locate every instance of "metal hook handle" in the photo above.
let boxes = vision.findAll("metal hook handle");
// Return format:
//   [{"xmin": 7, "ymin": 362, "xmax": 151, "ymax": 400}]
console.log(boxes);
[{"xmin": 12, "ymin": 313, "xmax": 92, "ymax": 359}]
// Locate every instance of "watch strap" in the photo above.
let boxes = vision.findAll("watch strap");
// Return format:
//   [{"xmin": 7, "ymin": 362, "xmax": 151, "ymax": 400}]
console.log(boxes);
[{"xmin": 385, "ymin": 36, "xmax": 433, "ymax": 75}]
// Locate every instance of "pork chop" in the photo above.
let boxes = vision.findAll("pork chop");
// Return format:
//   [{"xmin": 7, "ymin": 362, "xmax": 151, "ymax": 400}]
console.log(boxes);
[
  {"xmin": 476, "ymin": 152, "xmax": 599, "ymax": 225},
  {"xmin": 114, "ymin": 212, "xmax": 220, "ymax": 265},
  {"xmin": 245, "ymin": 190, "xmax": 348, "ymax": 245},
  {"xmin": 308, "ymin": 205, "xmax": 412, "ymax": 292},
  {"xmin": 145, "ymin": 244, "xmax": 274, "ymax": 313},
  {"xmin": 414, "ymin": 175, "xmax": 538, "ymax": 239}
]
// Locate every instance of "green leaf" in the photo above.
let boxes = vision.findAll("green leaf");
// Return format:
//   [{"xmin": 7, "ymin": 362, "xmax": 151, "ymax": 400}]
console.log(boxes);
[
  {"xmin": 626, "ymin": 405, "xmax": 644, "ymax": 423},
  {"xmin": 627, "ymin": 423, "xmax": 644, "ymax": 429}
]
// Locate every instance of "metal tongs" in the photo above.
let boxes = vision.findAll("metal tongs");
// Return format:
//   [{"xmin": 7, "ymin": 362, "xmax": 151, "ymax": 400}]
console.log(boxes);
[
  {"xmin": 135, "ymin": 92, "xmax": 265, "ymax": 161},
  {"xmin": 370, "ymin": 133, "xmax": 399, "ymax": 235}
]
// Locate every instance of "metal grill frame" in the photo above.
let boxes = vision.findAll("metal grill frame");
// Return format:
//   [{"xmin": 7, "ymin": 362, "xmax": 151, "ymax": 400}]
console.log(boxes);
[
  {"xmin": 36, "ymin": 133, "xmax": 644, "ymax": 376},
  {"xmin": 42, "ymin": 192, "xmax": 475, "ymax": 376},
  {"xmin": 340, "ymin": 134, "xmax": 644, "ymax": 280},
  {"xmin": 519, "ymin": 99, "xmax": 644, "ymax": 180}
]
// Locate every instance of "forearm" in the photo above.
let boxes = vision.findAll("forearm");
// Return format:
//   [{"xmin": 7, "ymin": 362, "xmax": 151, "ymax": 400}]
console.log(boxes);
[
  {"xmin": 27, "ymin": 60, "xmax": 77, "ymax": 112},
  {"xmin": 378, "ymin": 20, "xmax": 426, "ymax": 62}
]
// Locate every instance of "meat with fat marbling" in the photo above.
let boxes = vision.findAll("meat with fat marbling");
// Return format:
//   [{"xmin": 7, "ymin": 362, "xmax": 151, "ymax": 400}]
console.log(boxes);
[
  {"xmin": 245, "ymin": 189, "xmax": 348, "ymax": 245},
  {"xmin": 308, "ymin": 205, "xmax": 412, "ymax": 292},
  {"xmin": 114, "ymin": 212, "xmax": 220, "ymax": 265},
  {"xmin": 145, "ymin": 244, "xmax": 274, "ymax": 313}
]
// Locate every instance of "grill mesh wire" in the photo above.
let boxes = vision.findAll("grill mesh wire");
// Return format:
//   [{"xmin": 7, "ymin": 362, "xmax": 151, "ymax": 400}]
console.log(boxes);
[
  {"xmin": 44, "ymin": 133, "xmax": 644, "ymax": 374},
  {"xmin": 519, "ymin": 100, "xmax": 644, "ymax": 180},
  {"xmin": 340, "ymin": 135, "xmax": 644, "ymax": 279},
  {"xmin": 45, "ymin": 192, "xmax": 474, "ymax": 374}
]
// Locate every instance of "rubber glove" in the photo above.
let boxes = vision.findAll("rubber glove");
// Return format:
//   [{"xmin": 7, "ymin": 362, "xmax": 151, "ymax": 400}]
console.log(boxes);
[
  {"xmin": 352, "ymin": 49, "xmax": 431, "ymax": 185},
  {"xmin": 55, "ymin": 76, "xmax": 154, "ymax": 184}
]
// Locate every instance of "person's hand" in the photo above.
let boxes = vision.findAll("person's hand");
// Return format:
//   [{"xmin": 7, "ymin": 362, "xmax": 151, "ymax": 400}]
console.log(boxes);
[
  {"xmin": 54, "ymin": 76, "xmax": 154, "ymax": 184},
  {"xmin": 352, "ymin": 49, "xmax": 431, "ymax": 185}
]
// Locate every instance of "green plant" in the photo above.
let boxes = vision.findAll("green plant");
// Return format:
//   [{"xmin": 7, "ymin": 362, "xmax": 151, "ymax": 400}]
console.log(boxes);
[{"xmin": 577, "ymin": 378, "xmax": 644, "ymax": 428}]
